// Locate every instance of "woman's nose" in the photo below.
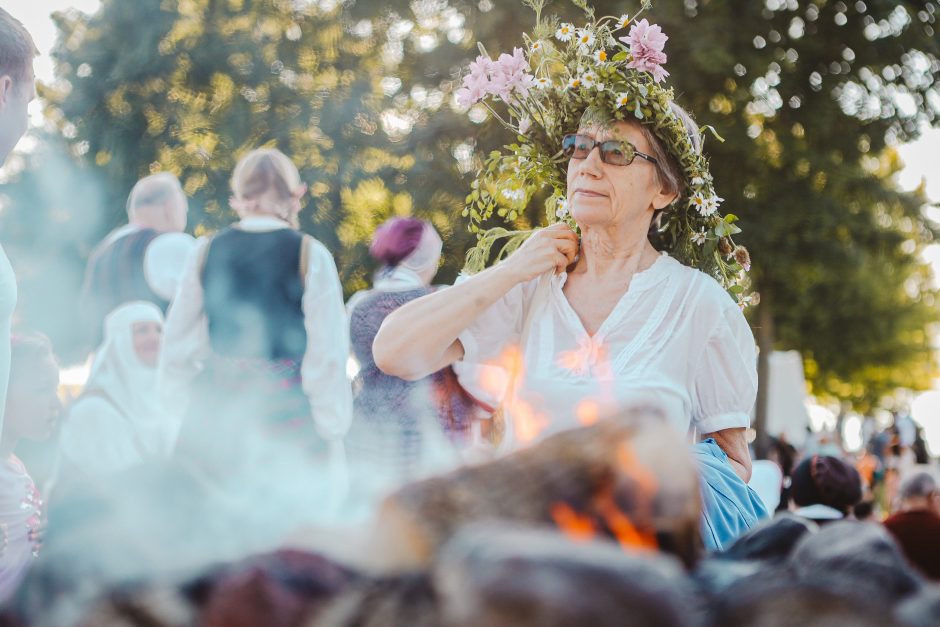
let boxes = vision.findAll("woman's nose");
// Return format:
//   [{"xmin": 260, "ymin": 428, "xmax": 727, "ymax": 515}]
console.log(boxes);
[{"xmin": 580, "ymin": 145, "xmax": 605, "ymax": 175}]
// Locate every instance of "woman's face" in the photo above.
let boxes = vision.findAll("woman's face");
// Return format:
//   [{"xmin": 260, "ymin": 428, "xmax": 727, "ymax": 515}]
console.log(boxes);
[
  {"xmin": 132, "ymin": 320, "xmax": 163, "ymax": 367},
  {"xmin": 565, "ymin": 120, "xmax": 676, "ymax": 231},
  {"xmin": 4, "ymin": 357, "xmax": 61, "ymax": 443}
]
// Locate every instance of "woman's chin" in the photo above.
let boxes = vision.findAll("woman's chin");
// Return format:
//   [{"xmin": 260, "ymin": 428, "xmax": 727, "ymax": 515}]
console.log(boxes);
[{"xmin": 570, "ymin": 206, "xmax": 613, "ymax": 226}]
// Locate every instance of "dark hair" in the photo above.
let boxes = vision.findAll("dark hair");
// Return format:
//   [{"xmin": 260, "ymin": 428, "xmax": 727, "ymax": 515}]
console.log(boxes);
[
  {"xmin": 369, "ymin": 218, "xmax": 426, "ymax": 267},
  {"xmin": 791, "ymin": 455, "xmax": 863, "ymax": 514},
  {"xmin": 0, "ymin": 8, "xmax": 38, "ymax": 84}
]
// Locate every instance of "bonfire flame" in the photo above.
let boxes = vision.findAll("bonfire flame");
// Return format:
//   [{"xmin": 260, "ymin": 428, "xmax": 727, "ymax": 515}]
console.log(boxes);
[
  {"xmin": 476, "ymin": 345, "xmax": 550, "ymax": 445},
  {"xmin": 550, "ymin": 442, "xmax": 660, "ymax": 553}
]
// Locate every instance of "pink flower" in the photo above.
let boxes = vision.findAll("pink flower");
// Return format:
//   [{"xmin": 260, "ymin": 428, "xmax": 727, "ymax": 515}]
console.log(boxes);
[
  {"xmin": 456, "ymin": 48, "xmax": 535, "ymax": 106},
  {"xmin": 456, "ymin": 54, "xmax": 495, "ymax": 107},
  {"xmin": 491, "ymin": 47, "xmax": 535, "ymax": 101},
  {"xmin": 618, "ymin": 18, "xmax": 670, "ymax": 83}
]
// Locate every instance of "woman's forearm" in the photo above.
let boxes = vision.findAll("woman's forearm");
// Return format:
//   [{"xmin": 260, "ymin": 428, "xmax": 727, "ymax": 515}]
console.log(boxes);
[
  {"xmin": 707, "ymin": 427, "xmax": 753, "ymax": 483},
  {"xmin": 373, "ymin": 264, "xmax": 519, "ymax": 381}
]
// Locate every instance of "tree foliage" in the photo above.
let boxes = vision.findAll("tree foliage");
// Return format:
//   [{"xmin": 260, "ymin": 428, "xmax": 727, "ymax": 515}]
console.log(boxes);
[{"xmin": 0, "ymin": 0, "xmax": 938, "ymax": 409}]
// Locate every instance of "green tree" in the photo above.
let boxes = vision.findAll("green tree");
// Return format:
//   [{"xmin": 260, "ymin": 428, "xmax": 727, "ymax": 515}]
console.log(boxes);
[{"xmin": 2, "ymin": 0, "xmax": 938, "ymax": 428}]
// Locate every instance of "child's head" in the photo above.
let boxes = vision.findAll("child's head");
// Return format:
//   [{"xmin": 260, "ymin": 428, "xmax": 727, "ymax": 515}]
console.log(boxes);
[
  {"xmin": 230, "ymin": 148, "xmax": 306, "ymax": 228},
  {"xmin": 4, "ymin": 333, "xmax": 61, "ymax": 445}
]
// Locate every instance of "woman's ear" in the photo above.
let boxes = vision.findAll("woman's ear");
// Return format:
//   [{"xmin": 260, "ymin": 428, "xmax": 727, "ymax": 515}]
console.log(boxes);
[{"xmin": 651, "ymin": 182, "xmax": 678, "ymax": 211}]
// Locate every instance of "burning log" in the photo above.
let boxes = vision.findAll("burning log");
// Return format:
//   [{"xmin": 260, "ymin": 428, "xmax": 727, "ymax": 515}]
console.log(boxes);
[
  {"xmin": 432, "ymin": 524, "xmax": 697, "ymax": 627},
  {"xmin": 365, "ymin": 408, "xmax": 702, "ymax": 571}
]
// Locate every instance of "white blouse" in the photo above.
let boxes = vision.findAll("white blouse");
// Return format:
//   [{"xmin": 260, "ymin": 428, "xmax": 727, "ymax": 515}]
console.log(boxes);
[
  {"xmin": 458, "ymin": 254, "xmax": 757, "ymax": 448},
  {"xmin": 60, "ymin": 396, "xmax": 177, "ymax": 478}
]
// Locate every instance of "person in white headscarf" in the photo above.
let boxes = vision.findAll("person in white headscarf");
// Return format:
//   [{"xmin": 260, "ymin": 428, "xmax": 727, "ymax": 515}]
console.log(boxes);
[
  {"xmin": 59, "ymin": 302, "xmax": 172, "ymax": 479},
  {"xmin": 345, "ymin": 218, "xmax": 482, "ymax": 503}
]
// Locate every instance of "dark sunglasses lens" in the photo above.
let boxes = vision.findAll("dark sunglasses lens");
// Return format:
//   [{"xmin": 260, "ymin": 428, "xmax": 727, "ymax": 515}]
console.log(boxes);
[
  {"xmin": 600, "ymin": 141, "xmax": 634, "ymax": 166},
  {"xmin": 563, "ymin": 134, "xmax": 593, "ymax": 159}
]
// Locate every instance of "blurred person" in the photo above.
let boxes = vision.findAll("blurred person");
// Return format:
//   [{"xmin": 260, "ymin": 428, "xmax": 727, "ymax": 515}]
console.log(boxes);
[
  {"xmin": 0, "ymin": 334, "xmax": 61, "ymax": 602},
  {"xmin": 747, "ymin": 459, "xmax": 784, "ymax": 513},
  {"xmin": 345, "ymin": 218, "xmax": 478, "ymax": 500},
  {"xmin": 59, "ymin": 302, "xmax": 174, "ymax": 480},
  {"xmin": 159, "ymin": 148, "xmax": 350, "ymax": 532},
  {"xmin": 0, "ymin": 8, "xmax": 35, "ymax": 164},
  {"xmin": 912, "ymin": 425, "xmax": 930, "ymax": 465},
  {"xmin": 853, "ymin": 500, "xmax": 879, "ymax": 523},
  {"xmin": 765, "ymin": 435, "xmax": 799, "ymax": 512},
  {"xmin": 787, "ymin": 521, "xmax": 922, "ymax": 607},
  {"xmin": 790, "ymin": 455, "xmax": 863, "ymax": 525},
  {"xmin": 79, "ymin": 172, "xmax": 190, "ymax": 351},
  {"xmin": 0, "ymin": 8, "xmax": 38, "ymax": 475},
  {"xmin": 856, "ymin": 445, "xmax": 881, "ymax": 490},
  {"xmin": 883, "ymin": 470, "xmax": 940, "ymax": 581}
]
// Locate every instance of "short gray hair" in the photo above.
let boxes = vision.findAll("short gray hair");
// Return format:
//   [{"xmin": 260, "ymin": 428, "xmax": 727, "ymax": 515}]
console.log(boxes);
[
  {"xmin": 637, "ymin": 101, "xmax": 701, "ymax": 203},
  {"xmin": 127, "ymin": 173, "xmax": 184, "ymax": 216},
  {"xmin": 900, "ymin": 471, "xmax": 937, "ymax": 501}
]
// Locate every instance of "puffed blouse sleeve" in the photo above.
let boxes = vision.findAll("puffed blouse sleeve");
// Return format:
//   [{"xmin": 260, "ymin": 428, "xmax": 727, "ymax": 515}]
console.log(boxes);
[
  {"xmin": 691, "ymin": 299, "xmax": 758, "ymax": 434},
  {"xmin": 457, "ymin": 276, "xmax": 530, "ymax": 365}
]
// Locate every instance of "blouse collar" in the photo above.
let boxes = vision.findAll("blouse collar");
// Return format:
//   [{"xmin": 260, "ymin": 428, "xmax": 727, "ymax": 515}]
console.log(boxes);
[
  {"xmin": 237, "ymin": 216, "xmax": 291, "ymax": 232},
  {"xmin": 556, "ymin": 252, "xmax": 673, "ymax": 292}
]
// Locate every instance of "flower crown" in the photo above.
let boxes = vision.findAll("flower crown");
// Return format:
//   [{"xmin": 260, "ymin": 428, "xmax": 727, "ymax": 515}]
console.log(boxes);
[{"xmin": 458, "ymin": 0, "xmax": 751, "ymax": 301}]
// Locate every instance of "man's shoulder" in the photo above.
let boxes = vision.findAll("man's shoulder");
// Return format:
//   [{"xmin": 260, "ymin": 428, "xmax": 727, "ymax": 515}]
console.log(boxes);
[{"xmin": 885, "ymin": 509, "xmax": 940, "ymax": 529}]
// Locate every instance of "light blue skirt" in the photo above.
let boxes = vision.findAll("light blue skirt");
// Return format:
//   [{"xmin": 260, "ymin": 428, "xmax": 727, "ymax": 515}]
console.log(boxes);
[{"xmin": 696, "ymin": 438, "xmax": 770, "ymax": 552}]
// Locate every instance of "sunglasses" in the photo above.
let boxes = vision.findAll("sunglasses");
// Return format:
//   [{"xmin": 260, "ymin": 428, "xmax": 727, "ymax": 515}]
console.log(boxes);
[{"xmin": 562, "ymin": 133, "xmax": 659, "ymax": 167}]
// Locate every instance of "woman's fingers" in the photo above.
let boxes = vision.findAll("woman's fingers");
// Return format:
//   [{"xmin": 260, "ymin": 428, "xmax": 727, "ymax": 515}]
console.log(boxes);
[{"xmin": 558, "ymin": 238, "xmax": 579, "ymax": 262}]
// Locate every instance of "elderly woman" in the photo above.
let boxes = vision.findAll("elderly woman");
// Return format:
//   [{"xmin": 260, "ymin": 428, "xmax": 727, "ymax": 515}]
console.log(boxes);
[
  {"xmin": 159, "ymin": 148, "xmax": 350, "ymax": 526},
  {"xmin": 346, "ymin": 218, "xmax": 478, "ymax": 499},
  {"xmin": 376, "ymin": 114, "xmax": 753, "ymax": 470},
  {"xmin": 374, "ymin": 10, "xmax": 765, "ymax": 549}
]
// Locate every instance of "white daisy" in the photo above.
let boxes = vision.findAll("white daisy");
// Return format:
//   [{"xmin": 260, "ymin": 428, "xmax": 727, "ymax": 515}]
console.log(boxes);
[
  {"xmin": 691, "ymin": 230, "xmax": 707, "ymax": 246},
  {"xmin": 614, "ymin": 92, "xmax": 630, "ymax": 108},
  {"xmin": 535, "ymin": 77, "xmax": 552, "ymax": 89},
  {"xmin": 690, "ymin": 176, "xmax": 705, "ymax": 187},
  {"xmin": 704, "ymin": 194, "xmax": 724, "ymax": 215},
  {"xmin": 576, "ymin": 28, "xmax": 596, "ymax": 49},
  {"xmin": 567, "ymin": 77, "xmax": 583, "ymax": 89},
  {"xmin": 689, "ymin": 191, "xmax": 709, "ymax": 215},
  {"xmin": 555, "ymin": 198, "xmax": 570, "ymax": 219},
  {"xmin": 581, "ymin": 71, "xmax": 597, "ymax": 88},
  {"xmin": 530, "ymin": 40, "xmax": 544, "ymax": 53},
  {"xmin": 616, "ymin": 14, "xmax": 631, "ymax": 29},
  {"xmin": 593, "ymin": 49, "xmax": 609, "ymax": 64},
  {"xmin": 556, "ymin": 23, "xmax": 575, "ymax": 42}
]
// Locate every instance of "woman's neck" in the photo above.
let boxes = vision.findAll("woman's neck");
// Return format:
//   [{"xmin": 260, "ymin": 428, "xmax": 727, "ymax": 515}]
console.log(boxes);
[
  {"xmin": 574, "ymin": 222, "xmax": 658, "ymax": 279},
  {"xmin": 239, "ymin": 211, "xmax": 289, "ymax": 223}
]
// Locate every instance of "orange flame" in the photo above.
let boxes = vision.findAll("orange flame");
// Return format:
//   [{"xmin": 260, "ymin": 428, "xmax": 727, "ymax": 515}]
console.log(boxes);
[
  {"xmin": 575, "ymin": 399, "xmax": 600, "ymax": 426},
  {"xmin": 550, "ymin": 502, "xmax": 597, "ymax": 543},
  {"xmin": 616, "ymin": 443, "xmax": 659, "ymax": 497},
  {"xmin": 474, "ymin": 344, "xmax": 551, "ymax": 445},
  {"xmin": 595, "ymin": 486, "xmax": 659, "ymax": 552}
]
